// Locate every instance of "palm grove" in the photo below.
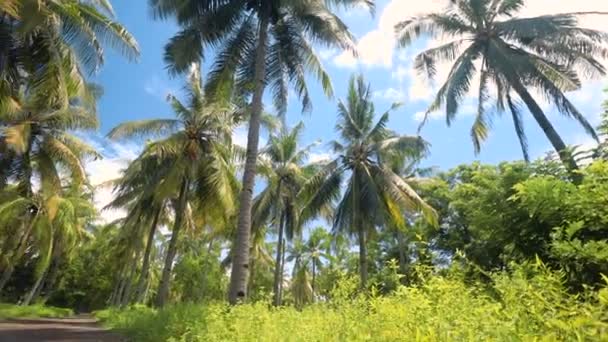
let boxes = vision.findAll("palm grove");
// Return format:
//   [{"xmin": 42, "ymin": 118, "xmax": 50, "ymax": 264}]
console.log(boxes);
[{"xmin": 0, "ymin": 0, "xmax": 607, "ymax": 322}]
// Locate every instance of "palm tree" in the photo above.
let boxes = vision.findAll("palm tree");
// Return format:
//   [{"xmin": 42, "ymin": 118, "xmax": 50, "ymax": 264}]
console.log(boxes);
[
  {"xmin": 395, "ymin": 0, "xmax": 608, "ymax": 174},
  {"xmin": 21, "ymin": 188, "xmax": 96, "ymax": 305},
  {"xmin": 286, "ymin": 239, "xmax": 313, "ymax": 309},
  {"xmin": 0, "ymin": 86, "xmax": 100, "ymax": 292},
  {"xmin": 104, "ymin": 150, "xmax": 176, "ymax": 305},
  {"xmin": 108, "ymin": 66, "xmax": 240, "ymax": 307},
  {"xmin": 151, "ymin": 0, "xmax": 371, "ymax": 304},
  {"xmin": 0, "ymin": 0, "xmax": 138, "ymax": 116},
  {"xmin": 252, "ymin": 122, "xmax": 318, "ymax": 306},
  {"xmin": 305, "ymin": 227, "xmax": 331, "ymax": 299},
  {"xmin": 302, "ymin": 75, "xmax": 437, "ymax": 287}
]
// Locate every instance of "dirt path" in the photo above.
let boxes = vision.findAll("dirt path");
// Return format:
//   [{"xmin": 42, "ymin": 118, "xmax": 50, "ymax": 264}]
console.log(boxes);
[{"xmin": 0, "ymin": 315, "xmax": 125, "ymax": 342}]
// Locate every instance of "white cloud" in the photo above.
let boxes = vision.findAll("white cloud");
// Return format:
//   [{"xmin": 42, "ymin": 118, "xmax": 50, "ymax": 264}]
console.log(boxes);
[
  {"xmin": 308, "ymin": 151, "xmax": 333, "ymax": 163},
  {"xmin": 82, "ymin": 134, "xmax": 141, "ymax": 224},
  {"xmin": 333, "ymin": 0, "xmax": 452, "ymax": 68},
  {"xmin": 338, "ymin": 0, "xmax": 608, "ymax": 70},
  {"xmin": 374, "ymin": 87, "xmax": 406, "ymax": 102},
  {"xmin": 333, "ymin": 51, "xmax": 358, "ymax": 68}
]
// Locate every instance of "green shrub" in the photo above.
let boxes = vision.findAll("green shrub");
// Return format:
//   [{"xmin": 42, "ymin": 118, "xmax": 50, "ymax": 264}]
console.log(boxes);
[
  {"xmin": 98, "ymin": 263, "xmax": 608, "ymax": 341},
  {"xmin": 0, "ymin": 303, "xmax": 73, "ymax": 319}
]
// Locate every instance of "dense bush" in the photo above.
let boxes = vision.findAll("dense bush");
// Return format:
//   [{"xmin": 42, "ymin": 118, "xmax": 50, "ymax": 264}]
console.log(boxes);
[{"xmin": 98, "ymin": 263, "xmax": 608, "ymax": 341}]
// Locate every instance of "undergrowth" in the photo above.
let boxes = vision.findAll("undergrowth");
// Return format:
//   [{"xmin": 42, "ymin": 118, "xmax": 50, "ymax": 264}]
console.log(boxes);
[{"xmin": 97, "ymin": 263, "xmax": 608, "ymax": 341}]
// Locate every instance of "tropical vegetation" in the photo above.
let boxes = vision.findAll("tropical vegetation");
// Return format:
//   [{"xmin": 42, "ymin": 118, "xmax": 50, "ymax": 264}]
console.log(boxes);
[{"xmin": 0, "ymin": 0, "xmax": 607, "ymax": 341}]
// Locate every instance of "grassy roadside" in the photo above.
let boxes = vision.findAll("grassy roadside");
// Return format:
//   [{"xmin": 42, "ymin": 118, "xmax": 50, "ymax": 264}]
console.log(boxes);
[{"xmin": 0, "ymin": 303, "xmax": 73, "ymax": 319}]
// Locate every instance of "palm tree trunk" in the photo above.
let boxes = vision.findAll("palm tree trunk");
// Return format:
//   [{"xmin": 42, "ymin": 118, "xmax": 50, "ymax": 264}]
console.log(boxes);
[
  {"xmin": 135, "ymin": 207, "xmax": 162, "ymax": 303},
  {"xmin": 156, "ymin": 177, "xmax": 189, "ymax": 308},
  {"xmin": 120, "ymin": 249, "xmax": 141, "ymax": 307},
  {"xmin": 40, "ymin": 259, "xmax": 61, "ymax": 303},
  {"xmin": 396, "ymin": 230, "xmax": 407, "ymax": 276},
  {"xmin": 272, "ymin": 181, "xmax": 284, "ymax": 307},
  {"xmin": 508, "ymin": 76, "xmax": 580, "ymax": 180},
  {"xmin": 280, "ymin": 238, "xmax": 286, "ymax": 301},
  {"xmin": 22, "ymin": 267, "xmax": 48, "ymax": 306},
  {"xmin": 358, "ymin": 226, "xmax": 368, "ymax": 288},
  {"xmin": 228, "ymin": 10, "xmax": 270, "ymax": 305},
  {"xmin": 311, "ymin": 261, "xmax": 316, "ymax": 302},
  {"xmin": 0, "ymin": 218, "xmax": 36, "ymax": 294}
]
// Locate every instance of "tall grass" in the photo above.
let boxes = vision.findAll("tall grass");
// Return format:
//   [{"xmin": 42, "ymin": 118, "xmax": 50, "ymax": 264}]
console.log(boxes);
[
  {"xmin": 98, "ymin": 263, "xmax": 608, "ymax": 341},
  {"xmin": 0, "ymin": 303, "xmax": 73, "ymax": 319}
]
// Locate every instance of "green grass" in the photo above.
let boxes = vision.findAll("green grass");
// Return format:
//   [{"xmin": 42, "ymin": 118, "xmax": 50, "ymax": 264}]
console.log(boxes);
[
  {"xmin": 0, "ymin": 303, "xmax": 73, "ymax": 319},
  {"xmin": 97, "ymin": 264, "xmax": 608, "ymax": 341}
]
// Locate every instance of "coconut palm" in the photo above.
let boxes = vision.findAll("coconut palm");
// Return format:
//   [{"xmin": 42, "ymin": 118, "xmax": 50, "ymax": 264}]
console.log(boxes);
[
  {"xmin": 305, "ymin": 227, "xmax": 331, "ymax": 298},
  {"xmin": 252, "ymin": 122, "xmax": 319, "ymax": 306},
  {"xmin": 151, "ymin": 0, "xmax": 371, "ymax": 303},
  {"xmin": 108, "ymin": 66, "xmax": 240, "ymax": 307},
  {"xmin": 104, "ymin": 150, "xmax": 176, "ymax": 305},
  {"xmin": 0, "ymin": 0, "xmax": 138, "ymax": 110},
  {"xmin": 0, "ymin": 86, "xmax": 100, "ymax": 292},
  {"xmin": 301, "ymin": 75, "xmax": 437, "ymax": 287},
  {"xmin": 21, "ymin": 188, "xmax": 96, "ymax": 305},
  {"xmin": 286, "ymin": 239, "xmax": 313, "ymax": 309},
  {"xmin": 395, "ymin": 0, "xmax": 608, "ymax": 174}
]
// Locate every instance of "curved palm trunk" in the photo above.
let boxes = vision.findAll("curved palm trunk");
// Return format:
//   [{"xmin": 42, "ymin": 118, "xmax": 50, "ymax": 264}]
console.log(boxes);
[
  {"xmin": 358, "ymin": 226, "xmax": 368, "ymax": 288},
  {"xmin": 22, "ymin": 268, "xmax": 48, "ymax": 306},
  {"xmin": 135, "ymin": 207, "xmax": 162, "ymax": 304},
  {"xmin": 508, "ymin": 76, "xmax": 580, "ymax": 181},
  {"xmin": 0, "ymin": 217, "xmax": 37, "ymax": 294},
  {"xmin": 228, "ymin": 11, "xmax": 270, "ymax": 305},
  {"xmin": 156, "ymin": 177, "xmax": 189, "ymax": 308}
]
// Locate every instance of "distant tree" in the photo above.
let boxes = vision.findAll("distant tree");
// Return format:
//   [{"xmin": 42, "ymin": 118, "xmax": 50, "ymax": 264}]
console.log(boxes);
[{"xmin": 302, "ymin": 75, "xmax": 436, "ymax": 287}]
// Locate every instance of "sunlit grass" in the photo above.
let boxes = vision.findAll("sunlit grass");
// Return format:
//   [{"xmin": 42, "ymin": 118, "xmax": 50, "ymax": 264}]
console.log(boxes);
[
  {"xmin": 97, "ymin": 264, "xmax": 608, "ymax": 341},
  {"xmin": 0, "ymin": 303, "xmax": 73, "ymax": 319}
]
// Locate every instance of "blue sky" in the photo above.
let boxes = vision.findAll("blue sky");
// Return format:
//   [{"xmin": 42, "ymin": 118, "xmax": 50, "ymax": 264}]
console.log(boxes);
[{"xmin": 88, "ymin": 0, "xmax": 608, "ymax": 221}]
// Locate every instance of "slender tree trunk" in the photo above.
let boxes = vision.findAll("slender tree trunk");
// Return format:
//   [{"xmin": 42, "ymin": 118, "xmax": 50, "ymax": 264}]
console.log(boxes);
[
  {"xmin": 0, "ymin": 217, "xmax": 37, "ymax": 294},
  {"xmin": 311, "ymin": 260, "xmax": 316, "ymax": 302},
  {"xmin": 22, "ymin": 268, "xmax": 48, "ymax": 306},
  {"xmin": 120, "ymin": 249, "xmax": 141, "ymax": 307},
  {"xmin": 228, "ymin": 10, "xmax": 270, "ymax": 305},
  {"xmin": 109, "ymin": 267, "xmax": 126, "ymax": 307},
  {"xmin": 358, "ymin": 226, "xmax": 368, "ymax": 288},
  {"xmin": 508, "ymin": 75, "xmax": 580, "ymax": 180},
  {"xmin": 272, "ymin": 181, "xmax": 285, "ymax": 306},
  {"xmin": 280, "ymin": 238, "xmax": 286, "ymax": 302},
  {"xmin": 135, "ymin": 207, "xmax": 161, "ymax": 303},
  {"xmin": 40, "ymin": 259, "xmax": 61, "ymax": 303},
  {"xmin": 156, "ymin": 177, "xmax": 189, "ymax": 308},
  {"xmin": 396, "ymin": 231, "xmax": 407, "ymax": 276}
]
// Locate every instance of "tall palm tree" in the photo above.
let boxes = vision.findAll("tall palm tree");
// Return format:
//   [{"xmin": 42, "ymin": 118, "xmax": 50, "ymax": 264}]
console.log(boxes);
[
  {"xmin": 151, "ymin": 0, "xmax": 371, "ymax": 304},
  {"xmin": 0, "ymin": 0, "xmax": 138, "ymax": 116},
  {"xmin": 395, "ymin": 0, "xmax": 608, "ymax": 174},
  {"xmin": 302, "ymin": 75, "xmax": 437, "ymax": 287},
  {"xmin": 108, "ymin": 66, "xmax": 240, "ymax": 307},
  {"xmin": 0, "ymin": 86, "xmax": 100, "ymax": 292},
  {"xmin": 252, "ymin": 122, "xmax": 318, "ymax": 306},
  {"xmin": 104, "ymin": 150, "xmax": 175, "ymax": 305}
]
